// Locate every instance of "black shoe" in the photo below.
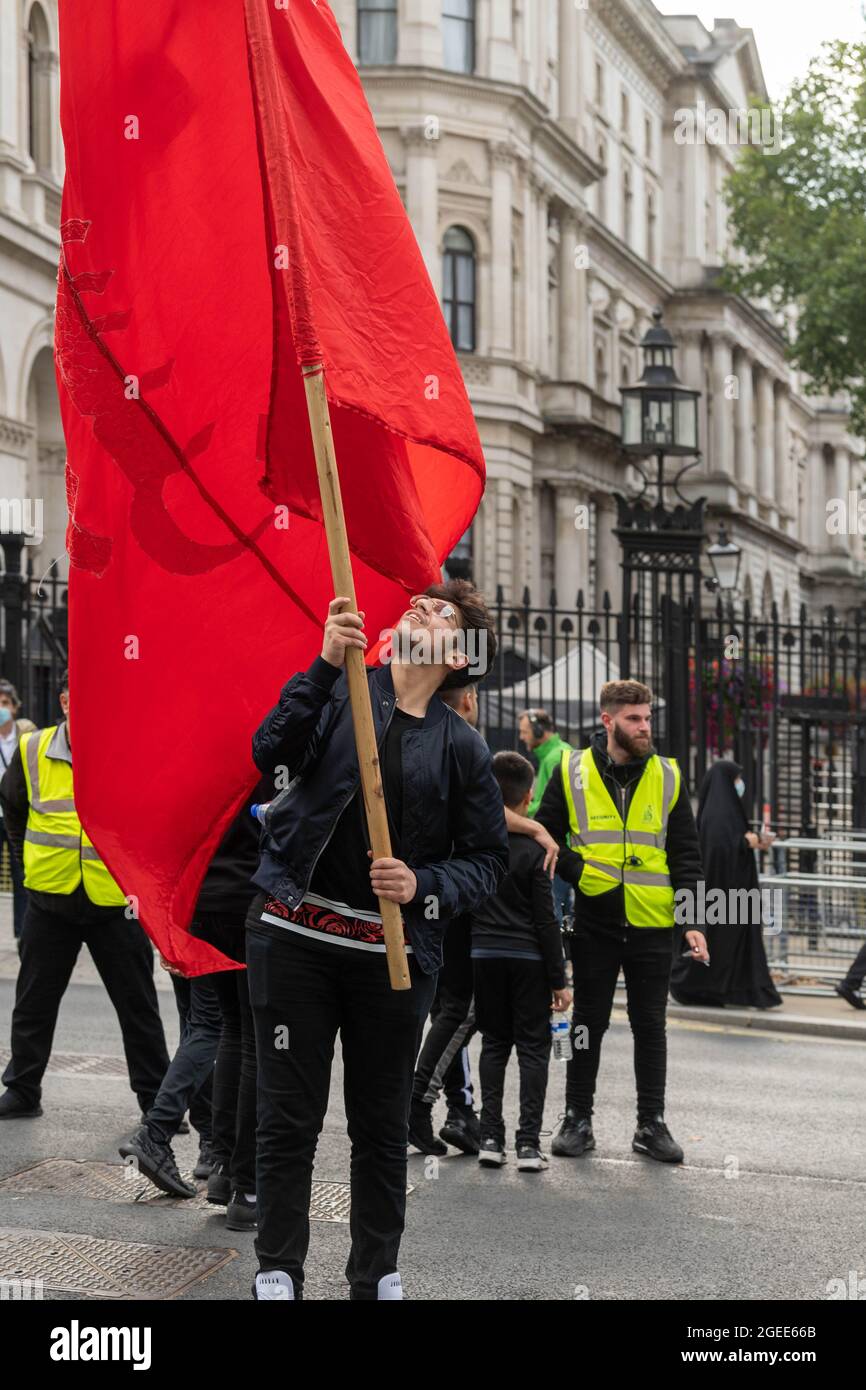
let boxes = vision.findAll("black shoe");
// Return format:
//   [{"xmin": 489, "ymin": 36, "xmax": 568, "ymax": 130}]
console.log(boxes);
[
  {"xmin": 835, "ymin": 982, "xmax": 866, "ymax": 1011},
  {"xmin": 478, "ymin": 1136, "xmax": 506, "ymax": 1167},
  {"xmin": 439, "ymin": 1106, "xmax": 481, "ymax": 1155},
  {"xmin": 207, "ymin": 1160, "xmax": 232, "ymax": 1206},
  {"xmin": 226, "ymin": 1189, "xmax": 258, "ymax": 1231},
  {"xmin": 193, "ymin": 1141, "xmax": 216, "ymax": 1180},
  {"xmin": 0, "ymin": 1090, "xmax": 42, "ymax": 1120},
  {"xmin": 118, "ymin": 1124, "xmax": 197, "ymax": 1198},
  {"xmin": 516, "ymin": 1144, "xmax": 549, "ymax": 1172},
  {"xmin": 632, "ymin": 1114, "xmax": 684, "ymax": 1164},
  {"xmin": 550, "ymin": 1110, "xmax": 595, "ymax": 1157},
  {"xmin": 408, "ymin": 1101, "xmax": 447, "ymax": 1156}
]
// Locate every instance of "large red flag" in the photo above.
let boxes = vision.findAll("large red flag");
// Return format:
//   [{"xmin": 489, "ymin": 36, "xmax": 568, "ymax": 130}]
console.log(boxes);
[{"xmin": 55, "ymin": 0, "xmax": 485, "ymax": 974}]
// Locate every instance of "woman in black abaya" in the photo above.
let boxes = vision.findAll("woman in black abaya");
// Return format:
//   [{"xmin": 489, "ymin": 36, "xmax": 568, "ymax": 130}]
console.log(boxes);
[{"xmin": 670, "ymin": 760, "xmax": 782, "ymax": 1009}]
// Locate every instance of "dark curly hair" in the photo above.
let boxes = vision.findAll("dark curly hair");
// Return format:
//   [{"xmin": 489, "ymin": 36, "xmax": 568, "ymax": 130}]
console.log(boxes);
[{"xmin": 424, "ymin": 578, "xmax": 496, "ymax": 690}]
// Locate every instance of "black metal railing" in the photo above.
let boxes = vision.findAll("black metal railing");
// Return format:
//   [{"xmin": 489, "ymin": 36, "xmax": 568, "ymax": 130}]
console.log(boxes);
[
  {"xmin": 484, "ymin": 587, "xmax": 866, "ymax": 838},
  {"xmin": 0, "ymin": 540, "xmax": 68, "ymax": 731}
]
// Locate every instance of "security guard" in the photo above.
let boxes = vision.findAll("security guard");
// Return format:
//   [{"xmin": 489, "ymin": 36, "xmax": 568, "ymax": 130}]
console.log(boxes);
[
  {"xmin": 536, "ymin": 679, "xmax": 707, "ymax": 1163},
  {"xmin": 0, "ymin": 669, "xmax": 169, "ymax": 1119}
]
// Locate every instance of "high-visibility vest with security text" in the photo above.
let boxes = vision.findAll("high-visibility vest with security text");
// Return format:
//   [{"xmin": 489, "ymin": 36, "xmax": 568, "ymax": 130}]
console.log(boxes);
[
  {"xmin": 560, "ymin": 746, "xmax": 680, "ymax": 927},
  {"xmin": 20, "ymin": 727, "xmax": 126, "ymax": 905}
]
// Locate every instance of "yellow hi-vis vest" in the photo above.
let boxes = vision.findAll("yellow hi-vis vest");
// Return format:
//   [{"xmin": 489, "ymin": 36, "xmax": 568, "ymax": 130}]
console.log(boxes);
[
  {"xmin": 561, "ymin": 746, "xmax": 681, "ymax": 928},
  {"xmin": 20, "ymin": 726, "xmax": 126, "ymax": 906}
]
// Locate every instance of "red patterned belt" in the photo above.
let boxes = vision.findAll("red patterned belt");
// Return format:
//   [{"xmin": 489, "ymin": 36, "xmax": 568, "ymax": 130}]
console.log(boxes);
[{"xmin": 261, "ymin": 895, "xmax": 411, "ymax": 948}]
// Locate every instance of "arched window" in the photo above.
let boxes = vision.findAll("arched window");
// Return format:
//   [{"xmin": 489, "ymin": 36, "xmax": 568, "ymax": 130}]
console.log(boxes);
[
  {"xmin": 27, "ymin": 3, "xmax": 52, "ymax": 171},
  {"xmin": 596, "ymin": 140, "xmax": 607, "ymax": 221},
  {"xmin": 595, "ymin": 341, "xmax": 608, "ymax": 398},
  {"xmin": 443, "ymin": 0, "xmax": 475, "ymax": 74},
  {"xmin": 443, "ymin": 227, "xmax": 476, "ymax": 352},
  {"xmin": 357, "ymin": 0, "xmax": 397, "ymax": 66},
  {"xmin": 445, "ymin": 527, "xmax": 473, "ymax": 581},
  {"xmin": 647, "ymin": 190, "xmax": 657, "ymax": 265},
  {"xmin": 623, "ymin": 166, "xmax": 633, "ymax": 245}
]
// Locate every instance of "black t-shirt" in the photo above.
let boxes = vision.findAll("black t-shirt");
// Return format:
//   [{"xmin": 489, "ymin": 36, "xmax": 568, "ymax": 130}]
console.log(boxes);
[{"xmin": 308, "ymin": 707, "xmax": 425, "ymax": 913}]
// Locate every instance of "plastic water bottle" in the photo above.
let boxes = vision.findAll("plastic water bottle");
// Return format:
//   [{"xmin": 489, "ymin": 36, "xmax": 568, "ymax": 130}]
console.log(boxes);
[{"xmin": 550, "ymin": 1015, "xmax": 572, "ymax": 1062}]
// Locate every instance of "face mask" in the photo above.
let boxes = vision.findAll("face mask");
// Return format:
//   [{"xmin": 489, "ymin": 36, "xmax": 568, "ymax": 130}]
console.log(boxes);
[
  {"xmin": 734, "ymin": 777, "xmax": 746, "ymax": 798},
  {"xmin": 0, "ymin": 708, "xmax": 13, "ymax": 727}
]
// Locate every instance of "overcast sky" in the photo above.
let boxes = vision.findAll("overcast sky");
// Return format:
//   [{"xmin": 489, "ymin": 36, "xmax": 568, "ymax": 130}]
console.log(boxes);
[{"xmin": 652, "ymin": 0, "xmax": 865, "ymax": 98}]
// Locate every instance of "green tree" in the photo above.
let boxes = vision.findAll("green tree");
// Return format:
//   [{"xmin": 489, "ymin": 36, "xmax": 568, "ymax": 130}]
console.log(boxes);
[{"xmin": 722, "ymin": 40, "xmax": 866, "ymax": 437}]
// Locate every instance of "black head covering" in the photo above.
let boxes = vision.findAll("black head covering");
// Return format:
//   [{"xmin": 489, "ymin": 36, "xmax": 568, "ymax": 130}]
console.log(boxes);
[{"xmin": 696, "ymin": 759, "xmax": 754, "ymax": 893}]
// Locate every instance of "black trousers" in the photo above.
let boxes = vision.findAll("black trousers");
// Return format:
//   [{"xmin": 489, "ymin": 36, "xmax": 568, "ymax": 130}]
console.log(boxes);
[
  {"xmin": 204, "ymin": 921, "xmax": 257, "ymax": 1194},
  {"xmin": 413, "ymin": 916, "xmax": 475, "ymax": 1108},
  {"xmin": 566, "ymin": 923, "xmax": 674, "ymax": 1120},
  {"xmin": 841, "ymin": 940, "xmax": 866, "ymax": 991},
  {"xmin": 246, "ymin": 917, "xmax": 436, "ymax": 1300},
  {"xmin": 474, "ymin": 957, "xmax": 551, "ymax": 1147},
  {"xmin": 146, "ymin": 974, "xmax": 220, "ymax": 1145},
  {"xmin": 0, "ymin": 820, "xmax": 26, "ymax": 942},
  {"xmin": 2, "ymin": 893, "xmax": 169, "ymax": 1109}
]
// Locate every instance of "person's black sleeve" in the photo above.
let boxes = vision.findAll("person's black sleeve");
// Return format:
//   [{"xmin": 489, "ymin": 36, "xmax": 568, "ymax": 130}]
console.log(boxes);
[
  {"xmin": 252, "ymin": 656, "xmax": 344, "ymax": 778},
  {"xmin": 0, "ymin": 747, "xmax": 29, "ymax": 866},
  {"xmin": 666, "ymin": 780, "xmax": 703, "ymax": 902},
  {"xmin": 535, "ymin": 772, "xmax": 583, "ymax": 888},
  {"xmin": 411, "ymin": 733, "xmax": 509, "ymax": 919},
  {"xmin": 529, "ymin": 847, "xmax": 566, "ymax": 990}
]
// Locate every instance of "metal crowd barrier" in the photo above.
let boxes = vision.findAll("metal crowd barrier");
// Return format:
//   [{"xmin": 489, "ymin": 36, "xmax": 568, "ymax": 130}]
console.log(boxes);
[{"xmin": 758, "ymin": 837, "xmax": 866, "ymax": 995}]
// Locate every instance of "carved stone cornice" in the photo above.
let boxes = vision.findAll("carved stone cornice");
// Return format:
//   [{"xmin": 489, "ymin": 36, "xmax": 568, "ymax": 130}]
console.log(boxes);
[{"xmin": 0, "ymin": 418, "xmax": 34, "ymax": 458}]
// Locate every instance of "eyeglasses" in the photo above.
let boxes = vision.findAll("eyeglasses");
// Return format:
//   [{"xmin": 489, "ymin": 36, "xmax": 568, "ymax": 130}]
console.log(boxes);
[{"xmin": 409, "ymin": 596, "xmax": 459, "ymax": 626}]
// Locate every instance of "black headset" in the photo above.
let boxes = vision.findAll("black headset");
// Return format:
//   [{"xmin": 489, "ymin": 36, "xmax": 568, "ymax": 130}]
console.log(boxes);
[{"xmin": 526, "ymin": 709, "xmax": 549, "ymax": 741}]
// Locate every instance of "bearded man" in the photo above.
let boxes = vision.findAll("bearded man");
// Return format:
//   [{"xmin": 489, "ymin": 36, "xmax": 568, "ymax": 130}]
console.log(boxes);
[{"xmin": 535, "ymin": 680, "xmax": 707, "ymax": 1164}]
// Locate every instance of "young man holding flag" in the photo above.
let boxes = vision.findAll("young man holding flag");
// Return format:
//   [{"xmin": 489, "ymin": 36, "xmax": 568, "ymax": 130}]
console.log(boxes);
[{"xmin": 246, "ymin": 581, "xmax": 508, "ymax": 1301}]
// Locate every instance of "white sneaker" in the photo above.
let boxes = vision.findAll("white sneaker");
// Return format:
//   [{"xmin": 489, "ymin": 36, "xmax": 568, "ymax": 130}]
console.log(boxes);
[
  {"xmin": 377, "ymin": 1272, "xmax": 403, "ymax": 1300},
  {"xmin": 478, "ymin": 1138, "xmax": 506, "ymax": 1166},
  {"xmin": 516, "ymin": 1145, "xmax": 549, "ymax": 1172},
  {"xmin": 254, "ymin": 1270, "xmax": 295, "ymax": 1300}
]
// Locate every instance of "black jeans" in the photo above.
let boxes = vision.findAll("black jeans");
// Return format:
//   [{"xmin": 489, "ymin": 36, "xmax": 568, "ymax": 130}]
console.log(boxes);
[
  {"xmin": 841, "ymin": 940, "xmax": 866, "ymax": 991},
  {"xmin": 204, "ymin": 922, "xmax": 257, "ymax": 1194},
  {"xmin": 146, "ymin": 974, "xmax": 220, "ymax": 1145},
  {"xmin": 2, "ymin": 894, "xmax": 169, "ymax": 1109},
  {"xmin": 474, "ymin": 957, "xmax": 551, "ymax": 1147},
  {"xmin": 0, "ymin": 821, "xmax": 26, "ymax": 942},
  {"xmin": 246, "ymin": 918, "xmax": 436, "ymax": 1300},
  {"xmin": 566, "ymin": 923, "xmax": 674, "ymax": 1120},
  {"xmin": 413, "ymin": 914, "xmax": 475, "ymax": 1109}
]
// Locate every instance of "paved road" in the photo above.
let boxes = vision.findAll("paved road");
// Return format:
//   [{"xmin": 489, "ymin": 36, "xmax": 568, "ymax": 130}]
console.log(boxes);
[{"xmin": 1, "ymin": 949, "xmax": 864, "ymax": 1301}]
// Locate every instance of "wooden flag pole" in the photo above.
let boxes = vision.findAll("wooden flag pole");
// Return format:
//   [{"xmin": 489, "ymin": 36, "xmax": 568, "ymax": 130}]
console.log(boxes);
[{"xmin": 301, "ymin": 362, "xmax": 412, "ymax": 992}]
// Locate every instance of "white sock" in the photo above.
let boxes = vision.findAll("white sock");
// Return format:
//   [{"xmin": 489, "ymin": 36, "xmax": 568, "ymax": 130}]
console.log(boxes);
[
  {"xmin": 255, "ymin": 1271, "xmax": 294, "ymax": 1301},
  {"xmin": 377, "ymin": 1273, "xmax": 403, "ymax": 1300},
  {"xmin": 243, "ymin": 1192, "xmax": 256, "ymax": 1204}
]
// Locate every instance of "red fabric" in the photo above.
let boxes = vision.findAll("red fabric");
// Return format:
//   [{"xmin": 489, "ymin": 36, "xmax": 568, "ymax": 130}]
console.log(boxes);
[{"xmin": 54, "ymin": 0, "xmax": 484, "ymax": 974}]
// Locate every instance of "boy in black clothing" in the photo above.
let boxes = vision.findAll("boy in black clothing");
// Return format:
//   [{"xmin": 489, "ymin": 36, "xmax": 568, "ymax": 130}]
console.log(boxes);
[{"xmin": 472, "ymin": 752, "xmax": 572, "ymax": 1171}]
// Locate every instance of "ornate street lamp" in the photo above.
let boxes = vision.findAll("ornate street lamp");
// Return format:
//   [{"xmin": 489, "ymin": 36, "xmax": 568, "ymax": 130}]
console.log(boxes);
[
  {"xmin": 616, "ymin": 307, "xmax": 706, "ymax": 780},
  {"xmin": 706, "ymin": 524, "xmax": 742, "ymax": 594}
]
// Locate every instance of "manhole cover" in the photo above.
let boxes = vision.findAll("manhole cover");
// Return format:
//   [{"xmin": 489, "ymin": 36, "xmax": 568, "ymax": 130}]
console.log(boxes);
[
  {"xmin": 0, "ymin": 1049, "xmax": 129, "ymax": 1077},
  {"xmin": 0, "ymin": 1162, "xmax": 411, "ymax": 1222},
  {"xmin": 0, "ymin": 1227, "xmax": 234, "ymax": 1299}
]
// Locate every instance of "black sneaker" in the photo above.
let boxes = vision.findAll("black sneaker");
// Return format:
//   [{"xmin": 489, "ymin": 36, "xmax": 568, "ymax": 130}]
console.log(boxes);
[
  {"xmin": 193, "ymin": 1141, "xmax": 216, "ymax": 1180},
  {"xmin": 516, "ymin": 1144, "xmax": 549, "ymax": 1172},
  {"xmin": 226, "ymin": 1189, "xmax": 258, "ymax": 1231},
  {"xmin": 478, "ymin": 1136, "xmax": 506, "ymax": 1167},
  {"xmin": 632, "ymin": 1114, "xmax": 684, "ymax": 1164},
  {"xmin": 439, "ymin": 1106, "xmax": 481, "ymax": 1156},
  {"xmin": 0, "ymin": 1090, "xmax": 42, "ymax": 1120},
  {"xmin": 550, "ymin": 1110, "xmax": 595, "ymax": 1157},
  {"xmin": 408, "ymin": 1101, "xmax": 447, "ymax": 1156},
  {"xmin": 207, "ymin": 1160, "xmax": 232, "ymax": 1206},
  {"xmin": 118, "ymin": 1124, "xmax": 197, "ymax": 1198},
  {"xmin": 835, "ymin": 982, "xmax": 866, "ymax": 1011}
]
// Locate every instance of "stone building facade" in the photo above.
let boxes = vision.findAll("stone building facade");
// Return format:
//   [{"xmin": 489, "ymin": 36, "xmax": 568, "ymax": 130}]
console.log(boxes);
[
  {"xmin": 0, "ymin": 0, "xmax": 862, "ymax": 623},
  {"xmin": 334, "ymin": 0, "xmax": 864, "ymax": 621}
]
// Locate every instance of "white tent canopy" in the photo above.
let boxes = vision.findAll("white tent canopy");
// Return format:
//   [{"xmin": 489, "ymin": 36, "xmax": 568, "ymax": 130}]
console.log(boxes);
[{"xmin": 482, "ymin": 642, "xmax": 664, "ymax": 735}]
